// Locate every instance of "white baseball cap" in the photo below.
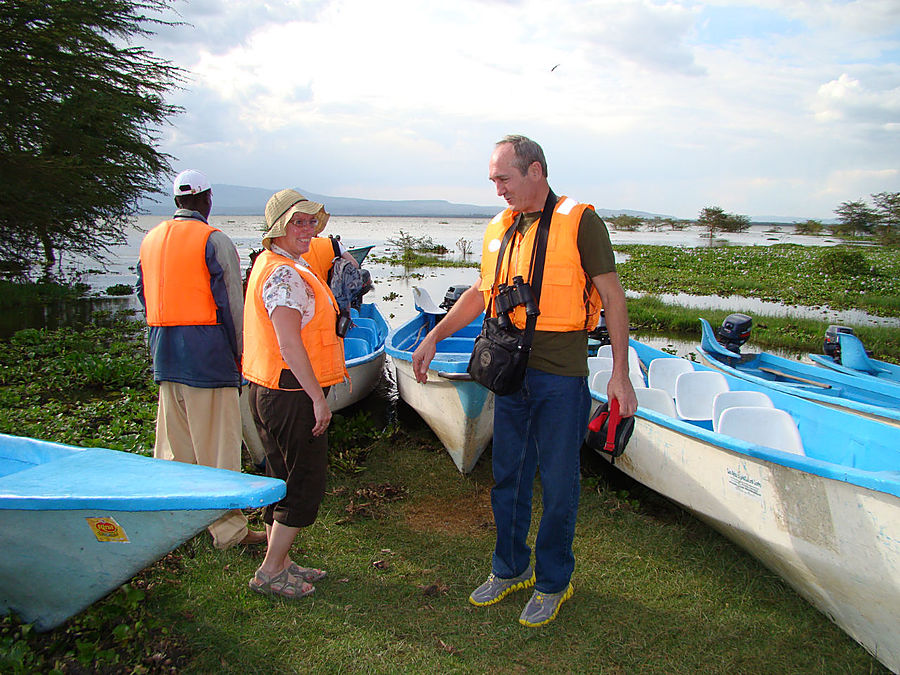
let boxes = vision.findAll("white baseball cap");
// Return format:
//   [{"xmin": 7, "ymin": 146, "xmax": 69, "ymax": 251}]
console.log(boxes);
[{"xmin": 173, "ymin": 169, "xmax": 211, "ymax": 196}]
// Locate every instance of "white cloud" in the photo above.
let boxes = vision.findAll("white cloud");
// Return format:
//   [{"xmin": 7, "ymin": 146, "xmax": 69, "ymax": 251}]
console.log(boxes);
[{"xmin": 147, "ymin": 0, "xmax": 900, "ymax": 219}]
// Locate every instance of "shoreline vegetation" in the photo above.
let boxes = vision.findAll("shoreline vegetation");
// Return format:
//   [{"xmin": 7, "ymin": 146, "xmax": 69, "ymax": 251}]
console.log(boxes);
[{"xmin": 1, "ymin": 240, "xmax": 896, "ymax": 673}]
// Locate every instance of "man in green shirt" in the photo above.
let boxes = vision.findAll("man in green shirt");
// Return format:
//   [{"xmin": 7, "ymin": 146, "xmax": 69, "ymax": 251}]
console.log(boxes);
[{"xmin": 412, "ymin": 135, "xmax": 636, "ymax": 627}]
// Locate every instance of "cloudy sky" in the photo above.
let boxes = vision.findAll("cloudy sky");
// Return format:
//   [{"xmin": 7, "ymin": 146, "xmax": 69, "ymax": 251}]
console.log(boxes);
[{"xmin": 144, "ymin": 0, "xmax": 900, "ymax": 220}]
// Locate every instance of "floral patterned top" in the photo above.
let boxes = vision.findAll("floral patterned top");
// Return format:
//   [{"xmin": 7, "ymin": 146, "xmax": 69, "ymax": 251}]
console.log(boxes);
[{"xmin": 261, "ymin": 243, "xmax": 316, "ymax": 329}]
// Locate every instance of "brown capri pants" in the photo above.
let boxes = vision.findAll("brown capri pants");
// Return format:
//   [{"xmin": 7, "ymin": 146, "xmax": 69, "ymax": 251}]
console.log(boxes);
[{"xmin": 248, "ymin": 382, "xmax": 329, "ymax": 528}]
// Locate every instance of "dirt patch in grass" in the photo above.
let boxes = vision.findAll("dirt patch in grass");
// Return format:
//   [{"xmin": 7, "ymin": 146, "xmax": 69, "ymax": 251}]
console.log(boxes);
[
  {"xmin": 403, "ymin": 487, "xmax": 494, "ymax": 535},
  {"xmin": 332, "ymin": 482, "xmax": 408, "ymax": 523}
]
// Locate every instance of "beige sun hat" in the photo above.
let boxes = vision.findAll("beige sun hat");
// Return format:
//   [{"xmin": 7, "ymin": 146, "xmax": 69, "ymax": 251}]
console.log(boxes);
[{"xmin": 262, "ymin": 189, "xmax": 330, "ymax": 249}]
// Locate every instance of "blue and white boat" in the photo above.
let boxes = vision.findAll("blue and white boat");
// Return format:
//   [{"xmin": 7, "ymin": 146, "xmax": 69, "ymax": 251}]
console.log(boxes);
[
  {"xmin": 385, "ymin": 288, "xmax": 492, "ymax": 473},
  {"xmin": 587, "ymin": 339, "xmax": 900, "ymax": 673},
  {"xmin": 696, "ymin": 318, "xmax": 900, "ymax": 427},
  {"xmin": 0, "ymin": 434, "xmax": 285, "ymax": 631},
  {"xmin": 327, "ymin": 302, "xmax": 390, "ymax": 412},
  {"xmin": 808, "ymin": 331, "xmax": 900, "ymax": 386}
]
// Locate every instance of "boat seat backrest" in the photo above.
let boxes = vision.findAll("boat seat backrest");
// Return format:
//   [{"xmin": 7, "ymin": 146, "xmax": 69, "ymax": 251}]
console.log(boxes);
[
  {"xmin": 634, "ymin": 387, "xmax": 677, "ymax": 417},
  {"xmin": 712, "ymin": 390, "xmax": 774, "ymax": 432},
  {"xmin": 674, "ymin": 370, "xmax": 729, "ymax": 421},
  {"xmin": 412, "ymin": 286, "xmax": 447, "ymax": 316},
  {"xmin": 588, "ymin": 356, "xmax": 614, "ymax": 383},
  {"xmin": 647, "ymin": 358, "xmax": 694, "ymax": 398},
  {"xmin": 839, "ymin": 333, "xmax": 878, "ymax": 374},
  {"xmin": 346, "ymin": 324, "xmax": 376, "ymax": 346},
  {"xmin": 590, "ymin": 369, "xmax": 613, "ymax": 394},
  {"xmin": 343, "ymin": 337, "xmax": 369, "ymax": 360},
  {"xmin": 435, "ymin": 337, "xmax": 475, "ymax": 355},
  {"xmin": 598, "ymin": 345, "xmax": 646, "ymax": 387},
  {"xmin": 352, "ymin": 317, "xmax": 381, "ymax": 341},
  {"xmin": 717, "ymin": 406, "xmax": 805, "ymax": 456}
]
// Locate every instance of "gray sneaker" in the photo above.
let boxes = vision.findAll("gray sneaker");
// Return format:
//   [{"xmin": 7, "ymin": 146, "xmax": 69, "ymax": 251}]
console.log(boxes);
[
  {"xmin": 518, "ymin": 583, "xmax": 574, "ymax": 627},
  {"xmin": 469, "ymin": 567, "xmax": 535, "ymax": 607}
]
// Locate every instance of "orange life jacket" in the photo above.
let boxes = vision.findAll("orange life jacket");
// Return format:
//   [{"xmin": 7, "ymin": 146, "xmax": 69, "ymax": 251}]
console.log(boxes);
[
  {"xmin": 478, "ymin": 196, "xmax": 602, "ymax": 332},
  {"xmin": 243, "ymin": 250, "xmax": 347, "ymax": 390},
  {"xmin": 301, "ymin": 237, "xmax": 337, "ymax": 281},
  {"xmin": 139, "ymin": 219, "xmax": 219, "ymax": 326}
]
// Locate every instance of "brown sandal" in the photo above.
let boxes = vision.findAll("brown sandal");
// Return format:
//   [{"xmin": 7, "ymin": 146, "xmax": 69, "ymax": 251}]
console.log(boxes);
[
  {"xmin": 288, "ymin": 563, "xmax": 327, "ymax": 583},
  {"xmin": 249, "ymin": 567, "xmax": 315, "ymax": 599}
]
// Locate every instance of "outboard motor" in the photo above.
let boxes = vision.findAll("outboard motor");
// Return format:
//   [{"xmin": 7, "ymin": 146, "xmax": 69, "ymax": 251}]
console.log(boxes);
[
  {"xmin": 716, "ymin": 313, "xmax": 752, "ymax": 354},
  {"xmin": 823, "ymin": 325, "xmax": 855, "ymax": 360},
  {"xmin": 440, "ymin": 285, "xmax": 469, "ymax": 311}
]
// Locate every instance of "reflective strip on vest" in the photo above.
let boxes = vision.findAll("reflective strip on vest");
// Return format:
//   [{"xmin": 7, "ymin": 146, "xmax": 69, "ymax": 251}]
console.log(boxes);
[
  {"xmin": 478, "ymin": 196, "xmax": 602, "ymax": 332},
  {"xmin": 139, "ymin": 219, "xmax": 219, "ymax": 326},
  {"xmin": 243, "ymin": 250, "xmax": 347, "ymax": 390}
]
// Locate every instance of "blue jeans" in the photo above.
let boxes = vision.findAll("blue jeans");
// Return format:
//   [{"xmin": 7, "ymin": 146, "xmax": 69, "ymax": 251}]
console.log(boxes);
[{"xmin": 490, "ymin": 368, "xmax": 590, "ymax": 593}]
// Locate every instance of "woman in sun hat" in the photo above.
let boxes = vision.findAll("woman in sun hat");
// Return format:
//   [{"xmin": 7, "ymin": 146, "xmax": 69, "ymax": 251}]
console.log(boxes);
[{"xmin": 243, "ymin": 189, "xmax": 348, "ymax": 599}]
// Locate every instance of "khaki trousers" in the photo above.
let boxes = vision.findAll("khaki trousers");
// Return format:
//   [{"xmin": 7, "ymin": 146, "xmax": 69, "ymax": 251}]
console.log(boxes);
[{"xmin": 154, "ymin": 382, "xmax": 249, "ymax": 549}]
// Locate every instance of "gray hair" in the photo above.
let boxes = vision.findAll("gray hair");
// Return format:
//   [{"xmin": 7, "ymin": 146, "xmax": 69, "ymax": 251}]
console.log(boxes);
[{"xmin": 496, "ymin": 134, "xmax": 548, "ymax": 177}]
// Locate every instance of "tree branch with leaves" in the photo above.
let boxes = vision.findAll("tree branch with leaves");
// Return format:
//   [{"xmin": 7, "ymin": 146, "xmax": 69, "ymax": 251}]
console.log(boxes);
[{"xmin": 0, "ymin": 0, "xmax": 185, "ymax": 270}]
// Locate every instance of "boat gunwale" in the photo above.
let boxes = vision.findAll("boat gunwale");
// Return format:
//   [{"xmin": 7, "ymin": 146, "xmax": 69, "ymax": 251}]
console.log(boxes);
[
  {"xmin": 697, "ymin": 319, "xmax": 900, "ymax": 422},
  {"xmin": 611, "ymin": 341, "xmax": 900, "ymax": 500},
  {"xmin": 386, "ymin": 311, "xmax": 483, "ymax": 375},
  {"xmin": 808, "ymin": 351, "xmax": 900, "ymax": 383},
  {"xmin": 0, "ymin": 439, "xmax": 286, "ymax": 511}
]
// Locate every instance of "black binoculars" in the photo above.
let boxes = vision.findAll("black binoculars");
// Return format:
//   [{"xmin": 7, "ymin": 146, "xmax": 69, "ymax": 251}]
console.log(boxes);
[{"xmin": 495, "ymin": 276, "xmax": 540, "ymax": 329}]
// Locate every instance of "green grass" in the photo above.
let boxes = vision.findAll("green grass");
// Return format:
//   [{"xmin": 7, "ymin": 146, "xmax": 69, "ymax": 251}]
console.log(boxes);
[
  {"xmin": 102, "ymin": 434, "xmax": 887, "ymax": 674},
  {"xmin": 0, "ymin": 279, "xmax": 90, "ymax": 308},
  {"xmin": 616, "ymin": 243, "xmax": 900, "ymax": 318},
  {"xmin": 0, "ymin": 273, "xmax": 895, "ymax": 672}
]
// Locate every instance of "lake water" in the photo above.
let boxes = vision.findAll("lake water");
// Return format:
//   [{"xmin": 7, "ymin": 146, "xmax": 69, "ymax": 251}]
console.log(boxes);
[{"xmin": 65, "ymin": 214, "xmax": 895, "ymax": 331}]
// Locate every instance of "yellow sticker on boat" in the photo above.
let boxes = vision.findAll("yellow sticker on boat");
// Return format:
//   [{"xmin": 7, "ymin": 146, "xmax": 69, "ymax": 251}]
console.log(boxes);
[{"xmin": 86, "ymin": 517, "xmax": 130, "ymax": 543}]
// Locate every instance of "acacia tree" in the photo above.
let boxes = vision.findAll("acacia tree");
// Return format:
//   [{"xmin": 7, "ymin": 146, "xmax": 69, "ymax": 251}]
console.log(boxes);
[
  {"xmin": 833, "ymin": 200, "xmax": 877, "ymax": 237},
  {"xmin": 607, "ymin": 214, "xmax": 643, "ymax": 231},
  {"xmin": 871, "ymin": 191, "xmax": 900, "ymax": 242},
  {"xmin": 697, "ymin": 206, "xmax": 750, "ymax": 238},
  {"xmin": 0, "ymin": 0, "xmax": 183, "ymax": 270},
  {"xmin": 794, "ymin": 219, "xmax": 823, "ymax": 235}
]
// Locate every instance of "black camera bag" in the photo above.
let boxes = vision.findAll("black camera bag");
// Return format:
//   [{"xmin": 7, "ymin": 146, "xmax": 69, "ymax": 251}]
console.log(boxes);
[{"xmin": 468, "ymin": 317, "xmax": 531, "ymax": 396}]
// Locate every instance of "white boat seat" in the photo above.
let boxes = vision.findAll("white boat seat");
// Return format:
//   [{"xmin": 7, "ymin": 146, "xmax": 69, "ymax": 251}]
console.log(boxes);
[
  {"xmin": 712, "ymin": 390, "xmax": 774, "ymax": 432},
  {"xmin": 634, "ymin": 387, "xmax": 677, "ymax": 417},
  {"xmin": 588, "ymin": 356, "xmax": 614, "ymax": 384},
  {"xmin": 597, "ymin": 344, "xmax": 646, "ymax": 387},
  {"xmin": 674, "ymin": 370, "xmax": 729, "ymax": 421},
  {"xmin": 647, "ymin": 358, "xmax": 694, "ymax": 399},
  {"xmin": 717, "ymin": 406, "xmax": 805, "ymax": 456},
  {"xmin": 590, "ymin": 369, "xmax": 613, "ymax": 394},
  {"xmin": 412, "ymin": 286, "xmax": 447, "ymax": 316}
]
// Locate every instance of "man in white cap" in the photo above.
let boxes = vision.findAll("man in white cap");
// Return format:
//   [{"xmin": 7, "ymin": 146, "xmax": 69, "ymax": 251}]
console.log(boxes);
[{"xmin": 137, "ymin": 169, "xmax": 266, "ymax": 549}]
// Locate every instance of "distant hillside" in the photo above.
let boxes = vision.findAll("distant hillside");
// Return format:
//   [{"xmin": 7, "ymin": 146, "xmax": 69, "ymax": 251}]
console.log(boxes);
[
  {"xmin": 140, "ymin": 185, "xmax": 500, "ymax": 217},
  {"xmin": 139, "ymin": 184, "xmax": 673, "ymax": 219}
]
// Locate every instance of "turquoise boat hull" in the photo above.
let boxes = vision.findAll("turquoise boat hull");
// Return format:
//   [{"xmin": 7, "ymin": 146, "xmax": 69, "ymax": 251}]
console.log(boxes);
[
  {"xmin": 589, "ymin": 339, "xmax": 900, "ymax": 673},
  {"xmin": 386, "ymin": 310, "xmax": 491, "ymax": 473},
  {"xmin": 808, "ymin": 351, "xmax": 900, "ymax": 386},
  {"xmin": 328, "ymin": 302, "xmax": 390, "ymax": 411},
  {"xmin": 697, "ymin": 318, "xmax": 900, "ymax": 427},
  {"xmin": 0, "ymin": 434, "xmax": 285, "ymax": 630}
]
